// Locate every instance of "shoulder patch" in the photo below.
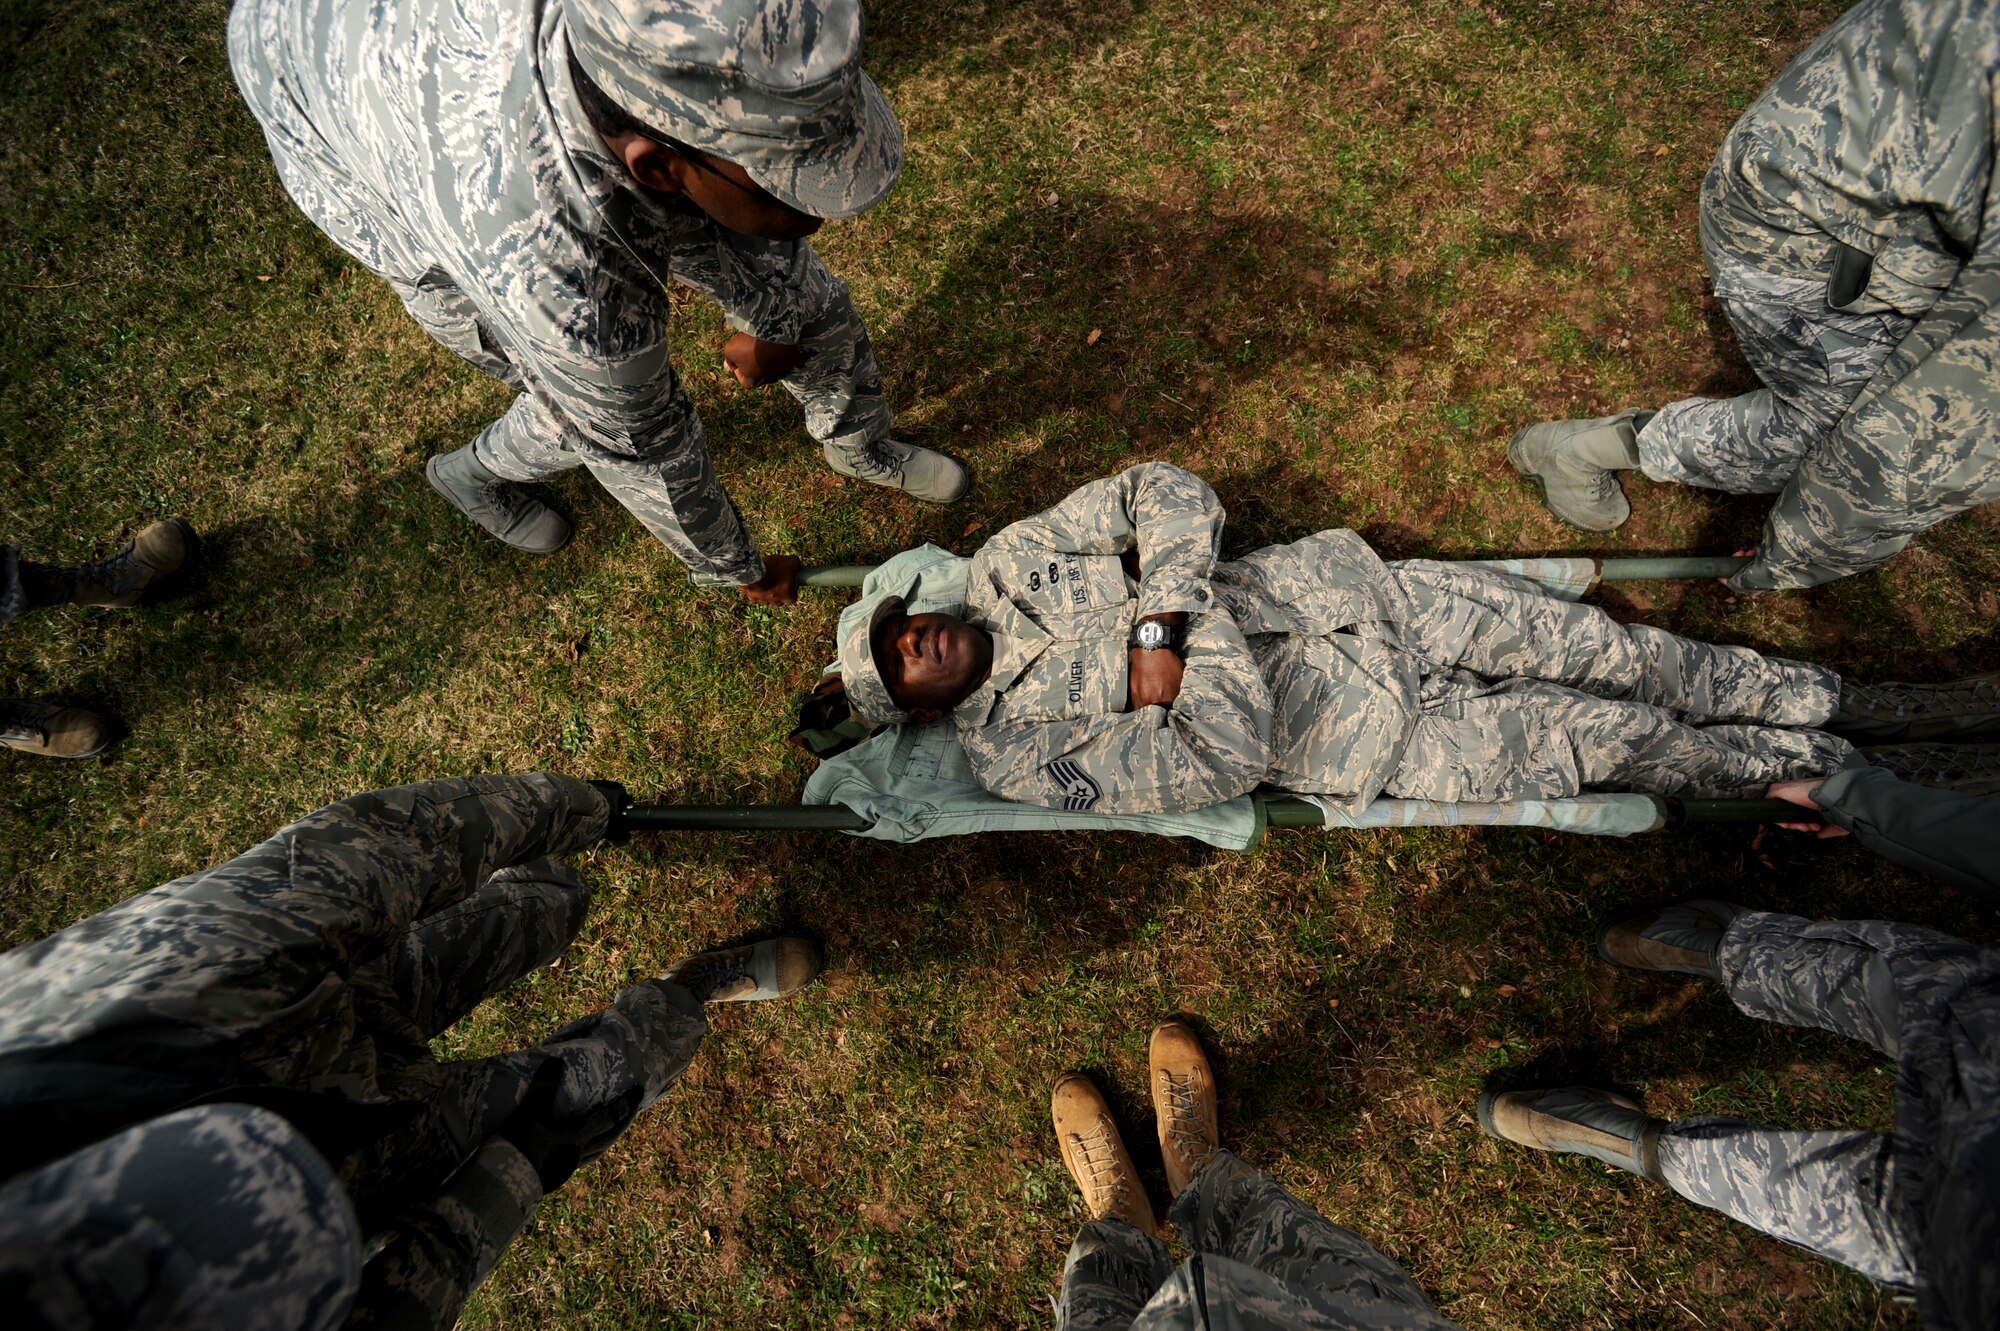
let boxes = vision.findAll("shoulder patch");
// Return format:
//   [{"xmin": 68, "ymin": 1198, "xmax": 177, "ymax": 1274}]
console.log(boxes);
[{"xmin": 1048, "ymin": 759, "xmax": 1101, "ymax": 811}]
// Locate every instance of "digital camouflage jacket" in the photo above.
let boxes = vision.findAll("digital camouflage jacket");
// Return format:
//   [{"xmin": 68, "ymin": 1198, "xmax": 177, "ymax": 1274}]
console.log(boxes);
[{"xmin": 951, "ymin": 464, "xmax": 1420, "ymax": 816}]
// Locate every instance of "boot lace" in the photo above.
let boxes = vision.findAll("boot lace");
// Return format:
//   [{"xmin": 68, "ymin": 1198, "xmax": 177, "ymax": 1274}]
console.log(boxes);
[
  {"xmin": 668, "ymin": 950, "xmax": 753, "ymax": 1001},
  {"xmin": 840, "ymin": 441, "xmax": 907, "ymax": 485},
  {"xmin": 480, "ymin": 482, "xmax": 525, "ymax": 519},
  {"xmin": 1159, "ymin": 1072, "xmax": 1215, "ymax": 1175},
  {"xmin": 1068, "ymin": 1118, "xmax": 1136, "ymax": 1217},
  {"xmin": 1584, "ymin": 470, "xmax": 1621, "ymax": 502}
]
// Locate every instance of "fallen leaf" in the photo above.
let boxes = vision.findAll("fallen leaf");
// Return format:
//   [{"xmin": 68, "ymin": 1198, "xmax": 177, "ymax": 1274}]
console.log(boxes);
[
  {"xmin": 1486, "ymin": 1039, "xmax": 1503, "ymax": 1049},
  {"xmin": 1654, "ymin": 144, "xmax": 1671, "ymax": 157},
  {"xmin": 1327, "ymin": 997, "xmax": 1340, "ymax": 1009},
  {"xmin": 1498, "ymin": 984, "xmax": 1518, "ymax": 998},
  {"xmin": 1086, "ymin": 327, "xmax": 1103, "ymax": 346},
  {"xmin": 961, "ymin": 521, "xmax": 985, "ymax": 537},
  {"xmin": 256, "ymin": 274, "xmax": 274, "ymax": 282}
]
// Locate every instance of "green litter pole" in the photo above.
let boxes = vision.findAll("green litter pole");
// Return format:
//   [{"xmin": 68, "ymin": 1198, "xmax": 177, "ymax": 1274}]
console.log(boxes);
[
  {"xmin": 1668, "ymin": 797, "xmax": 1809, "ymax": 826},
  {"xmin": 617, "ymin": 797, "xmax": 1811, "ymax": 834},
  {"xmin": 800, "ymin": 565, "xmax": 874, "ymax": 588},
  {"xmin": 1598, "ymin": 556, "xmax": 1752, "ymax": 583},
  {"xmin": 802, "ymin": 557, "xmax": 1757, "ymax": 592},
  {"xmin": 622, "ymin": 804, "xmax": 871, "ymax": 832}
]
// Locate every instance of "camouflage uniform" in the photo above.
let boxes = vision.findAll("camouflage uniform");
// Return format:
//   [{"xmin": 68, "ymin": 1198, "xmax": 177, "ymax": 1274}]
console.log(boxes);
[
  {"xmin": 0, "ymin": 1104, "xmax": 363, "ymax": 1331},
  {"xmin": 1055, "ymin": 1150, "xmax": 1461, "ymax": 1331},
  {"xmin": 0, "ymin": 774, "xmax": 708, "ymax": 1330},
  {"xmin": 950, "ymin": 464, "xmax": 1852, "ymax": 817},
  {"xmin": 227, "ymin": 0, "xmax": 896, "ymax": 586},
  {"xmin": 1635, "ymin": 0, "xmax": 2000, "ymax": 592},
  {"xmin": 0, "ymin": 545, "xmax": 28, "ymax": 626},
  {"xmin": 1811, "ymin": 766, "xmax": 2000, "ymax": 904},
  {"xmin": 1655, "ymin": 910, "xmax": 2000, "ymax": 1329}
]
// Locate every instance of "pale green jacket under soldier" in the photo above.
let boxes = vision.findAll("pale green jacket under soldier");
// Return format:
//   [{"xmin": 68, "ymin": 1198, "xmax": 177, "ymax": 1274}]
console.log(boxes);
[
  {"xmin": 227, "ymin": 0, "xmax": 898, "ymax": 586},
  {"xmin": 949, "ymin": 464, "xmax": 1853, "ymax": 817},
  {"xmin": 1697, "ymin": 0, "xmax": 2000, "ymax": 591}
]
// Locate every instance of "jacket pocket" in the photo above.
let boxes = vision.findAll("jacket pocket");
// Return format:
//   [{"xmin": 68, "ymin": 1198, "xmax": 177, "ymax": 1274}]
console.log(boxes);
[{"xmin": 1826, "ymin": 241, "xmax": 1875, "ymax": 312}]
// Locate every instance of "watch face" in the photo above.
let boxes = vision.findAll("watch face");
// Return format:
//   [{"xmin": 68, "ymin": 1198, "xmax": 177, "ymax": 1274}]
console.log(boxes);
[{"xmin": 1135, "ymin": 621, "xmax": 1169, "ymax": 649}]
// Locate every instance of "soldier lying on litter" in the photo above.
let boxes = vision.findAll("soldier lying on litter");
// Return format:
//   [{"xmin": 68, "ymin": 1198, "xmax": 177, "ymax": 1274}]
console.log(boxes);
[{"xmin": 804, "ymin": 462, "xmax": 2000, "ymax": 816}]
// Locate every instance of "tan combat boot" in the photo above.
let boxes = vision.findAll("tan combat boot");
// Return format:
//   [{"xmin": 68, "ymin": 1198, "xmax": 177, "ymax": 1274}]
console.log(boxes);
[
  {"xmin": 1478, "ymin": 1086, "xmax": 1666, "ymax": 1181},
  {"xmin": 1149, "ymin": 1022, "xmax": 1220, "ymax": 1197},
  {"xmin": 1594, "ymin": 899, "xmax": 1744, "ymax": 979},
  {"xmin": 660, "ymin": 937, "xmax": 823, "ymax": 1002},
  {"xmin": 64, "ymin": 519, "xmax": 199, "ymax": 608},
  {"xmin": 0, "ymin": 700, "xmax": 118, "ymax": 759},
  {"xmin": 1051, "ymin": 1074, "xmax": 1157, "ymax": 1234}
]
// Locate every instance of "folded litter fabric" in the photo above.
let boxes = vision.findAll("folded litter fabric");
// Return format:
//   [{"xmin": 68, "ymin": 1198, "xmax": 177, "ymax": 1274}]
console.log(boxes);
[
  {"xmin": 1289, "ymin": 792, "xmax": 1667, "ymax": 837},
  {"xmin": 801, "ymin": 722, "xmax": 1669, "ymax": 846},
  {"xmin": 802, "ymin": 717, "xmax": 1262, "ymax": 848}
]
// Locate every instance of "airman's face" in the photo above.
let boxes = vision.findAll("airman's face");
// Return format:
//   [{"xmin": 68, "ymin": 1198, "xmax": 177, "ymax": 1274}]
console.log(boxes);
[
  {"xmin": 614, "ymin": 136, "xmax": 823, "ymax": 241},
  {"xmin": 871, "ymin": 610, "xmax": 994, "ymax": 717}
]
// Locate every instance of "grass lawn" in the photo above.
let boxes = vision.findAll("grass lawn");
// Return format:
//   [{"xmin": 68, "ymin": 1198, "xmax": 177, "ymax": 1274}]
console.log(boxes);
[{"xmin": 3, "ymin": 0, "xmax": 1995, "ymax": 1326}]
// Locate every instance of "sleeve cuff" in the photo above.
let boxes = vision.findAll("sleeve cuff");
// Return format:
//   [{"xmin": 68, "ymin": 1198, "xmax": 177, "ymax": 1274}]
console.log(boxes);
[
  {"xmin": 690, "ymin": 552, "xmax": 767, "ymax": 588},
  {"xmin": 1138, "ymin": 576, "xmax": 1215, "ymax": 619}
]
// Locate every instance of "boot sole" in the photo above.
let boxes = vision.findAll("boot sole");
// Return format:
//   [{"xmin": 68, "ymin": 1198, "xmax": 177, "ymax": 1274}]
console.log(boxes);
[
  {"xmin": 835, "ymin": 468, "xmax": 972, "ymax": 505},
  {"xmin": 426, "ymin": 457, "xmax": 573, "ymax": 553},
  {"xmin": 1474, "ymin": 1089, "xmax": 1505, "ymax": 1141},
  {"xmin": 1506, "ymin": 428, "xmax": 1628, "ymax": 534}
]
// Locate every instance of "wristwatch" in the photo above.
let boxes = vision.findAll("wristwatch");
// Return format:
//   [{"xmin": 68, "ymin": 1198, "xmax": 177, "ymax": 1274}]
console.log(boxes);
[{"xmin": 1130, "ymin": 619, "xmax": 1182, "ymax": 652}]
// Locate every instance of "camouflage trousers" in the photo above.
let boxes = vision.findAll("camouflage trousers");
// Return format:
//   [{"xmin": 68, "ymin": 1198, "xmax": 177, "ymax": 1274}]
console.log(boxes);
[
  {"xmin": 1656, "ymin": 911, "xmax": 2000, "ymax": 1297},
  {"xmin": 347, "ymin": 859, "xmax": 709, "ymax": 1328},
  {"xmin": 395, "ymin": 252, "xmax": 889, "ymax": 585},
  {"xmin": 1637, "ymin": 243, "xmax": 1917, "ymax": 495},
  {"xmin": 1380, "ymin": 561, "xmax": 1855, "ymax": 801},
  {"xmin": 1056, "ymin": 1151, "xmax": 1459, "ymax": 1330}
]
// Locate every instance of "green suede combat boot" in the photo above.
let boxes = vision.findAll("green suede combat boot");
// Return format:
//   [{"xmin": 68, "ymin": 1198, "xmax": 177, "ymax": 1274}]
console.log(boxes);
[
  {"xmin": 1506, "ymin": 411, "xmax": 1642, "ymax": 531},
  {"xmin": 823, "ymin": 437, "xmax": 970, "ymax": 504},
  {"xmin": 426, "ymin": 445, "xmax": 572, "ymax": 553}
]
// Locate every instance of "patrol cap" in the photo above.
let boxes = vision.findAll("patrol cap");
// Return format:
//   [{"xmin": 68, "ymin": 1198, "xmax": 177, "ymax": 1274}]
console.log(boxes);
[
  {"xmin": 564, "ymin": 0, "xmax": 904, "ymax": 219},
  {"xmin": 836, "ymin": 573, "xmax": 918, "ymax": 726}
]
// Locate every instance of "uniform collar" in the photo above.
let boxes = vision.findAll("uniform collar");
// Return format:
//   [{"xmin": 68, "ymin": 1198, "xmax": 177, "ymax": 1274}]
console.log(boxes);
[
  {"xmin": 538, "ymin": 13, "xmax": 699, "ymax": 243},
  {"xmin": 952, "ymin": 599, "xmax": 1048, "ymax": 727}
]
